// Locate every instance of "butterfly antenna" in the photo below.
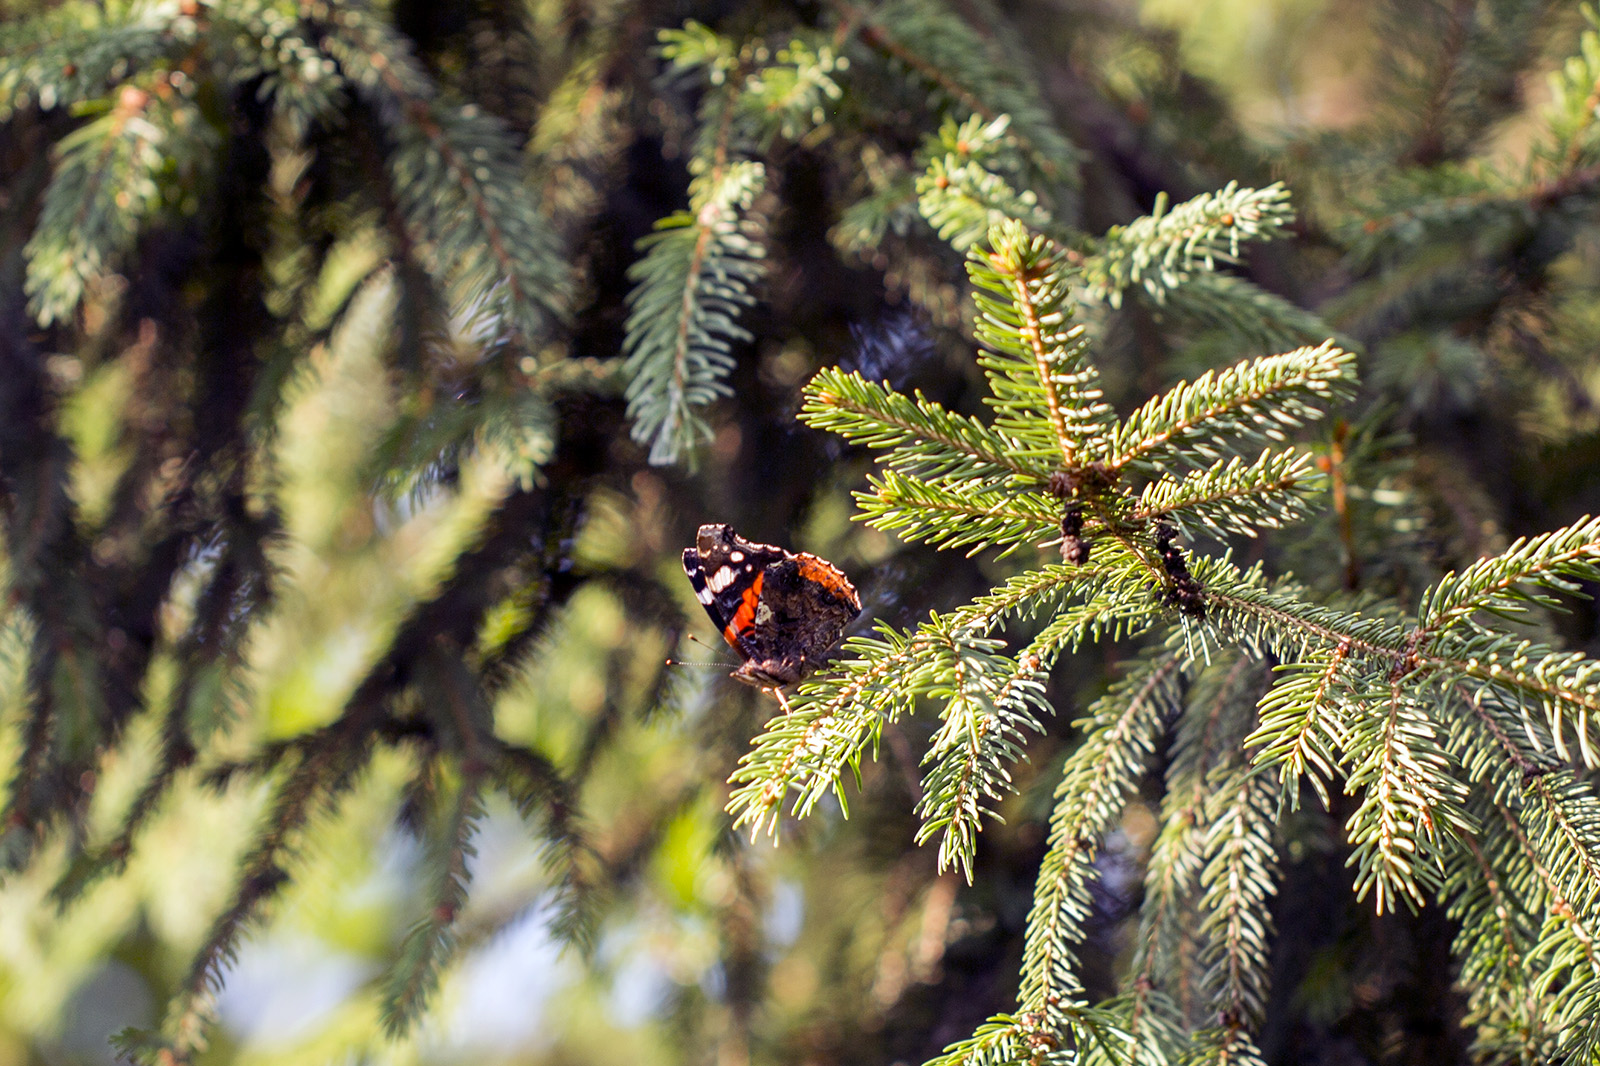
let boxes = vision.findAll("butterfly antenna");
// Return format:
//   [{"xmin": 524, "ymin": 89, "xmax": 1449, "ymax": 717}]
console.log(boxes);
[{"xmin": 667, "ymin": 632, "xmax": 734, "ymax": 670}]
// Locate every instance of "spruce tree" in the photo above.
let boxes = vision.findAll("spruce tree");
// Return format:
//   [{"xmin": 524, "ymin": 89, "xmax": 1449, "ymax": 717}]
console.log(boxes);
[{"xmin": 5, "ymin": 1, "xmax": 1600, "ymax": 1065}]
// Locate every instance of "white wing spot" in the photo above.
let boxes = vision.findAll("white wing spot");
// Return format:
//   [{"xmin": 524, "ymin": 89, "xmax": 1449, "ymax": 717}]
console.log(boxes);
[
  {"xmin": 730, "ymin": 550, "xmax": 744, "ymax": 562},
  {"xmin": 696, "ymin": 586, "xmax": 715, "ymax": 604},
  {"xmin": 708, "ymin": 567, "xmax": 735, "ymax": 593}
]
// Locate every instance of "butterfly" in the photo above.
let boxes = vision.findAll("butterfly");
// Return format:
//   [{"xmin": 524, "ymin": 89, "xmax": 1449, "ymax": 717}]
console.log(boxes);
[{"xmin": 681, "ymin": 523, "xmax": 860, "ymax": 688}]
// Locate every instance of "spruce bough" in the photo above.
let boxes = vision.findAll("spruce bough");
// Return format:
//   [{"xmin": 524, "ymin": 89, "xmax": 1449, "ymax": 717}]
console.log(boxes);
[{"xmin": 728, "ymin": 220, "xmax": 1600, "ymax": 1065}]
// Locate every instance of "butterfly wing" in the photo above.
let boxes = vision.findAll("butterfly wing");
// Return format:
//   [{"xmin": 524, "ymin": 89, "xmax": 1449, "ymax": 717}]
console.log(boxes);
[{"xmin": 682, "ymin": 524, "xmax": 787, "ymax": 661}]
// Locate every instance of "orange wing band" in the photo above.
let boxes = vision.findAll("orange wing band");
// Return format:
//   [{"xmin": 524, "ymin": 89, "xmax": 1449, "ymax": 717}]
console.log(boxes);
[
  {"xmin": 795, "ymin": 555, "xmax": 860, "ymax": 607},
  {"xmin": 722, "ymin": 572, "xmax": 763, "ymax": 646}
]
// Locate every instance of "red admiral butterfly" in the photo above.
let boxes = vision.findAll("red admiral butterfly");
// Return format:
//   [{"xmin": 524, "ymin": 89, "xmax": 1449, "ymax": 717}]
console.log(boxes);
[{"xmin": 682, "ymin": 523, "xmax": 861, "ymax": 688}]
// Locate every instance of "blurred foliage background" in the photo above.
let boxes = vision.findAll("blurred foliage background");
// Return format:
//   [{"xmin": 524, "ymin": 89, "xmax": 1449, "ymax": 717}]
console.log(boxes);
[{"xmin": 5, "ymin": 0, "xmax": 1600, "ymax": 1064}]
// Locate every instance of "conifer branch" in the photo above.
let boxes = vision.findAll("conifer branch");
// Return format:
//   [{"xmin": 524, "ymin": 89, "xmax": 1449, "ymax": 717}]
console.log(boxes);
[
  {"xmin": 24, "ymin": 88, "xmax": 210, "ymax": 326},
  {"xmin": 832, "ymin": 162, "xmax": 920, "ymax": 256},
  {"xmin": 1201, "ymin": 564, "xmax": 1409, "ymax": 664},
  {"xmin": 1401, "ymin": 0, "xmax": 1472, "ymax": 165},
  {"xmin": 1416, "ymin": 514, "xmax": 1600, "ymax": 639},
  {"xmin": 0, "ymin": 616, "xmax": 55, "ymax": 871},
  {"xmin": 1547, "ymin": 8, "xmax": 1600, "ymax": 174},
  {"xmin": 1021, "ymin": 585, "xmax": 1164, "ymax": 664},
  {"xmin": 1131, "ymin": 830, "xmax": 1202, "ymax": 1033},
  {"xmin": 52, "ymin": 668, "xmax": 204, "ymax": 905},
  {"xmin": 916, "ymin": 116, "xmax": 1061, "ymax": 251},
  {"xmin": 381, "ymin": 762, "xmax": 484, "ymax": 1038},
  {"xmin": 622, "ymin": 161, "xmax": 767, "ymax": 465},
  {"xmin": 801, "ymin": 366, "xmax": 1041, "ymax": 483},
  {"xmin": 1020, "ymin": 653, "xmax": 1186, "ymax": 1014},
  {"xmin": 1346, "ymin": 157, "xmax": 1600, "ymax": 266},
  {"xmin": 734, "ymin": 33, "xmax": 847, "ymax": 147},
  {"xmin": 1248, "ymin": 642, "xmax": 1354, "ymax": 809},
  {"xmin": 492, "ymin": 738, "xmax": 595, "ymax": 948},
  {"xmin": 840, "ymin": 0, "xmax": 1079, "ymax": 183},
  {"xmin": 624, "ymin": 22, "xmax": 854, "ymax": 465},
  {"xmin": 1444, "ymin": 819, "xmax": 1551, "ymax": 1061},
  {"xmin": 726, "ymin": 624, "xmax": 922, "ymax": 840},
  {"xmin": 1132, "ymin": 654, "xmax": 1263, "ymax": 1031},
  {"xmin": 965, "ymin": 564, "xmax": 1119, "ymax": 622},
  {"xmin": 1134, "ymin": 449, "xmax": 1322, "ymax": 538},
  {"xmin": 968, "ymin": 563, "xmax": 1160, "ymax": 662},
  {"xmin": 1186, "ymin": 1025, "xmax": 1268, "ymax": 1066},
  {"xmin": 1440, "ymin": 684, "xmax": 1560, "ymax": 804},
  {"xmin": 1492, "ymin": 794, "xmax": 1600, "ymax": 971},
  {"xmin": 1081, "ymin": 183, "xmax": 1294, "ymax": 309},
  {"xmin": 0, "ymin": 8, "xmax": 185, "ymax": 122},
  {"xmin": 727, "ymin": 614, "xmax": 1051, "ymax": 846},
  {"xmin": 222, "ymin": 3, "xmax": 346, "ymax": 135},
  {"xmin": 982, "ymin": 229, "xmax": 1085, "ymax": 465},
  {"xmin": 0, "ymin": 601, "xmax": 43, "ymax": 857},
  {"xmin": 1197, "ymin": 767, "xmax": 1278, "ymax": 1030},
  {"xmin": 917, "ymin": 1015, "xmax": 1039, "ymax": 1066},
  {"xmin": 1423, "ymin": 637, "xmax": 1600, "ymax": 768},
  {"xmin": 969, "ymin": 222, "xmax": 1115, "ymax": 466},
  {"xmin": 1161, "ymin": 272, "xmax": 1346, "ymax": 352},
  {"xmin": 1521, "ymin": 772, "xmax": 1600, "ymax": 930},
  {"xmin": 1217, "ymin": 566, "xmax": 1600, "ymax": 784},
  {"xmin": 1343, "ymin": 685, "xmax": 1471, "ymax": 913},
  {"xmin": 854, "ymin": 468, "xmax": 1060, "ymax": 557},
  {"xmin": 727, "ymin": 566, "xmax": 1125, "ymax": 845},
  {"xmin": 1108, "ymin": 343, "xmax": 1357, "ymax": 474},
  {"xmin": 913, "ymin": 645, "xmax": 1050, "ymax": 882},
  {"xmin": 1119, "ymin": 990, "xmax": 1187, "ymax": 1066},
  {"xmin": 52, "ymin": 545, "xmax": 260, "ymax": 904},
  {"xmin": 154, "ymin": 727, "xmax": 375, "ymax": 1064},
  {"xmin": 319, "ymin": 6, "xmax": 567, "ymax": 345},
  {"xmin": 916, "ymin": 1005, "xmax": 1130, "ymax": 1066}
]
